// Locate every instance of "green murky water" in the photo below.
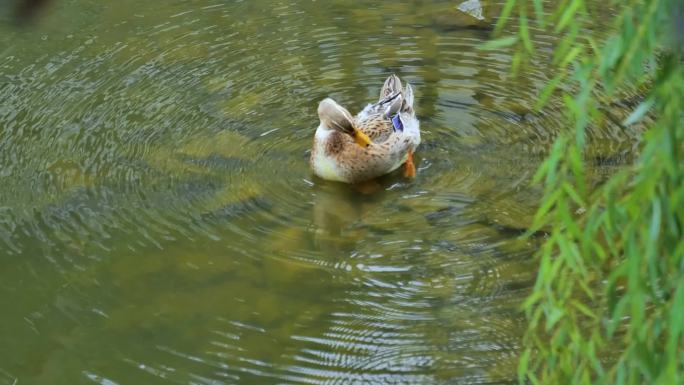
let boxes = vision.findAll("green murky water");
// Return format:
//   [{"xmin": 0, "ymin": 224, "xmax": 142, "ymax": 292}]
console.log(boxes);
[{"xmin": 0, "ymin": 1, "xmax": 634, "ymax": 384}]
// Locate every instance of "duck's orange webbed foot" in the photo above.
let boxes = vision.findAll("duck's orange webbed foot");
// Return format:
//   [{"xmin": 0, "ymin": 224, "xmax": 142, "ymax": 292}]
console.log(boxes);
[{"xmin": 404, "ymin": 150, "xmax": 416, "ymax": 178}]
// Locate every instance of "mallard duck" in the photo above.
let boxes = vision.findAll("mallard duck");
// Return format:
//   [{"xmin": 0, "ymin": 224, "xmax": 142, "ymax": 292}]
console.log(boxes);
[{"xmin": 310, "ymin": 74, "xmax": 421, "ymax": 183}]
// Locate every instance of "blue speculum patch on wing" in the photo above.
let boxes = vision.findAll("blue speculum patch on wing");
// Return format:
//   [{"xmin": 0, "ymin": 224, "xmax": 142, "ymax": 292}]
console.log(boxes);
[{"xmin": 392, "ymin": 114, "xmax": 403, "ymax": 132}]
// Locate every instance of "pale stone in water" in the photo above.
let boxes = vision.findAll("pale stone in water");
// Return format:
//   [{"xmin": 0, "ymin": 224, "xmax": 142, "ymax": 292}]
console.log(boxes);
[{"xmin": 457, "ymin": 0, "xmax": 485, "ymax": 20}]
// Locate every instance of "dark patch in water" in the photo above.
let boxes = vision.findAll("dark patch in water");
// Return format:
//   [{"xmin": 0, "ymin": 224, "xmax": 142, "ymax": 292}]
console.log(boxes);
[
  {"xmin": 435, "ymin": 239, "xmax": 459, "ymax": 252},
  {"xmin": 592, "ymin": 152, "xmax": 631, "ymax": 167},
  {"xmin": 487, "ymin": 222, "xmax": 550, "ymax": 239},
  {"xmin": 178, "ymin": 154, "xmax": 251, "ymax": 170},
  {"xmin": 202, "ymin": 196, "xmax": 271, "ymax": 222},
  {"xmin": 361, "ymin": 225, "xmax": 395, "ymax": 236},
  {"xmin": 425, "ymin": 206, "xmax": 468, "ymax": 225},
  {"xmin": 393, "ymin": 204, "xmax": 413, "ymax": 213}
]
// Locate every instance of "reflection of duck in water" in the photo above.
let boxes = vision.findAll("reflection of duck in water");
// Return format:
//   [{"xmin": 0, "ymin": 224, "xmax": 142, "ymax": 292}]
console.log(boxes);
[
  {"xmin": 310, "ymin": 74, "xmax": 421, "ymax": 183},
  {"xmin": 310, "ymin": 181, "xmax": 386, "ymax": 252}
]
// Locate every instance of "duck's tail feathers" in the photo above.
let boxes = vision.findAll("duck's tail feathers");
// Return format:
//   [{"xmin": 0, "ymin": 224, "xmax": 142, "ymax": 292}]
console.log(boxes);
[
  {"xmin": 379, "ymin": 74, "xmax": 402, "ymax": 101},
  {"xmin": 402, "ymin": 83, "xmax": 415, "ymax": 114}
]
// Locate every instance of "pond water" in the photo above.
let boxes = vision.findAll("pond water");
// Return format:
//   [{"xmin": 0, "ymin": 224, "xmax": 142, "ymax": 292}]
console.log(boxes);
[{"xmin": 0, "ymin": 1, "xmax": 631, "ymax": 384}]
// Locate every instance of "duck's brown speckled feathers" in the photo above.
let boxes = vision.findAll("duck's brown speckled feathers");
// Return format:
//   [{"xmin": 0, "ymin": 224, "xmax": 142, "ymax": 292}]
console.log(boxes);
[{"xmin": 310, "ymin": 74, "xmax": 421, "ymax": 183}]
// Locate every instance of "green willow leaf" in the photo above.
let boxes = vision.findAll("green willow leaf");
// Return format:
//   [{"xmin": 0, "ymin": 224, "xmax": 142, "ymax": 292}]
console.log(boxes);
[
  {"xmin": 555, "ymin": 0, "xmax": 582, "ymax": 32},
  {"xmin": 560, "ymin": 46, "xmax": 582, "ymax": 68},
  {"xmin": 623, "ymin": 97, "xmax": 655, "ymax": 125},
  {"xmin": 535, "ymin": 73, "xmax": 566, "ymax": 110},
  {"xmin": 494, "ymin": 0, "xmax": 517, "ymax": 35},
  {"xmin": 519, "ymin": 10, "xmax": 534, "ymax": 54},
  {"xmin": 479, "ymin": 36, "xmax": 518, "ymax": 50},
  {"xmin": 519, "ymin": 349, "xmax": 531, "ymax": 384},
  {"xmin": 532, "ymin": 0, "xmax": 545, "ymax": 26},
  {"xmin": 571, "ymin": 300, "xmax": 596, "ymax": 319}
]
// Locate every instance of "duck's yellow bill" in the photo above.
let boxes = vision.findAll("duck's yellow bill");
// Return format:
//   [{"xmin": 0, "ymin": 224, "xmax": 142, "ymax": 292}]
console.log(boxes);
[{"xmin": 354, "ymin": 129, "xmax": 372, "ymax": 147}]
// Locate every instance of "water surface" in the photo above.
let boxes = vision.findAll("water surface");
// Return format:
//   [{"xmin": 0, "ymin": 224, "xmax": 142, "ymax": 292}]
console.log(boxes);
[{"xmin": 0, "ymin": 1, "xmax": 630, "ymax": 384}]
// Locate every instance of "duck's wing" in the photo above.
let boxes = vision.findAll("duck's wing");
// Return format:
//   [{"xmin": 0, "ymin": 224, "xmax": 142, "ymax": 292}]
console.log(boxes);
[
  {"xmin": 360, "ymin": 87, "xmax": 415, "ymax": 139},
  {"xmin": 356, "ymin": 113, "xmax": 394, "ymax": 143},
  {"xmin": 357, "ymin": 74, "xmax": 416, "ymax": 144}
]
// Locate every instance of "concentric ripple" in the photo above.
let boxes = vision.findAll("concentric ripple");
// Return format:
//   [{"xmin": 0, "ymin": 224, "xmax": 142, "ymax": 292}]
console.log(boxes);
[{"xmin": 0, "ymin": 1, "xmax": 631, "ymax": 384}]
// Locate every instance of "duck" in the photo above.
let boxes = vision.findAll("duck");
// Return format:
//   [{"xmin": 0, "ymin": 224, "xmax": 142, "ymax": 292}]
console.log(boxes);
[{"xmin": 310, "ymin": 74, "xmax": 421, "ymax": 183}]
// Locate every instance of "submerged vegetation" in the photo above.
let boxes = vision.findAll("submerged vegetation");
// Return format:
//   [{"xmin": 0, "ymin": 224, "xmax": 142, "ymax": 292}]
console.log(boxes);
[{"xmin": 491, "ymin": 0, "xmax": 684, "ymax": 384}]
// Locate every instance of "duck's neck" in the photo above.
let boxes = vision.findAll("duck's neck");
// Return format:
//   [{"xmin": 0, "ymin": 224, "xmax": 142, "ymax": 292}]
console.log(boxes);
[{"xmin": 314, "ymin": 125, "xmax": 334, "ymax": 142}]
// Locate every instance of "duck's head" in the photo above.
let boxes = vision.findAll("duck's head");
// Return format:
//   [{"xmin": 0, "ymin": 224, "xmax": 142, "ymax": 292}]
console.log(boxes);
[{"xmin": 317, "ymin": 98, "xmax": 372, "ymax": 148}]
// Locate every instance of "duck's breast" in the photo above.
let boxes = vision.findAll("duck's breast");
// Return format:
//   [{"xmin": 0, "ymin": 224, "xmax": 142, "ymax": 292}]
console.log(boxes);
[{"xmin": 311, "ymin": 127, "xmax": 348, "ymax": 182}]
